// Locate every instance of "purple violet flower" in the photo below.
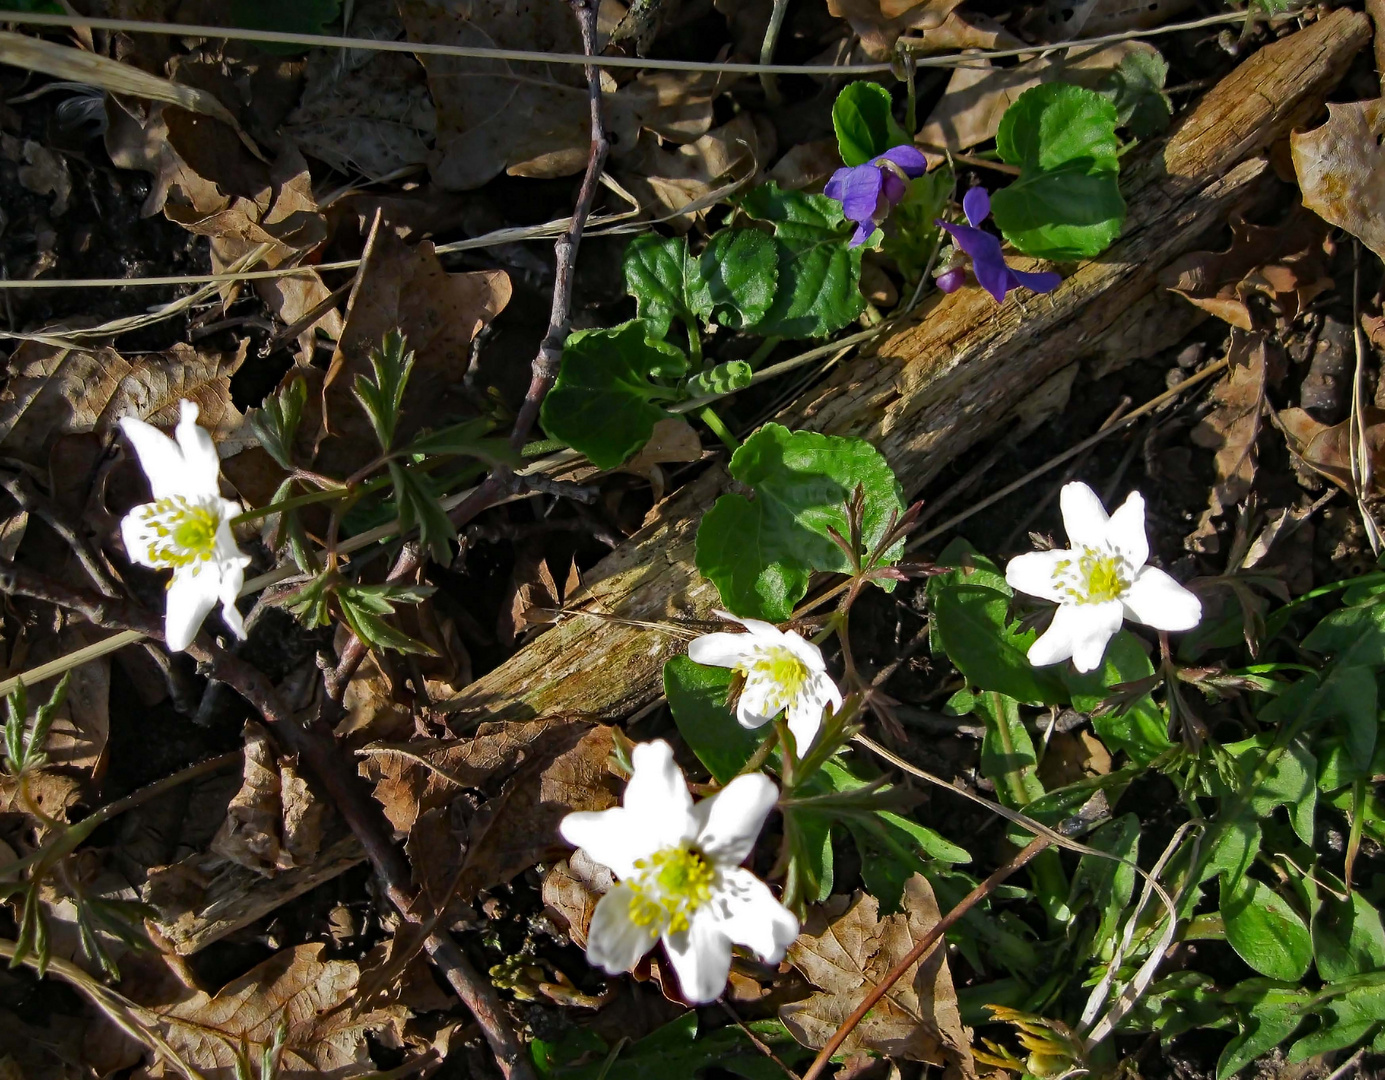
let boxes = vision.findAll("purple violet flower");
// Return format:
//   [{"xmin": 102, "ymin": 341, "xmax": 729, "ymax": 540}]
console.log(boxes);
[
  {"xmin": 824, "ymin": 145, "xmax": 929, "ymax": 247},
  {"xmin": 935, "ymin": 187, "xmax": 1063, "ymax": 303}
]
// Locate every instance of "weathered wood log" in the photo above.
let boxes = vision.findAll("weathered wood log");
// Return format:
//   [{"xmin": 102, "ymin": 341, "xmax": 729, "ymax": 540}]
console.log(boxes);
[
  {"xmin": 150, "ymin": 10, "xmax": 1371, "ymax": 951},
  {"xmin": 442, "ymin": 9, "xmax": 1372, "ymax": 725}
]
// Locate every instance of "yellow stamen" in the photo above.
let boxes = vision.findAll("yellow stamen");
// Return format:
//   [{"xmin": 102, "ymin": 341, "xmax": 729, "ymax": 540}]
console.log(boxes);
[
  {"xmin": 138, "ymin": 497, "xmax": 221, "ymax": 572},
  {"xmin": 627, "ymin": 845, "xmax": 716, "ymax": 934},
  {"xmin": 1053, "ymin": 547, "xmax": 1129, "ymax": 604},
  {"xmin": 735, "ymin": 645, "xmax": 809, "ymax": 716}
]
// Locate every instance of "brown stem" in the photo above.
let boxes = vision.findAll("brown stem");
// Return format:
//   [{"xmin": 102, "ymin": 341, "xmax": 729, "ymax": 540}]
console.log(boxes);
[
  {"xmin": 800, "ymin": 835, "xmax": 1052, "ymax": 1080},
  {"xmin": 325, "ymin": 0, "xmax": 609, "ymax": 701},
  {"xmin": 0, "ymin": 561, "xmax": 533, "ymax": 1080}
]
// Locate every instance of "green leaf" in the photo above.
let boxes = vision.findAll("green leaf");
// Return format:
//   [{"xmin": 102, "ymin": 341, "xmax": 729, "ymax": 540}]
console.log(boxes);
[
  {"xmin": 1261, "ymin": 666, "xmax": 1377, "ymax": 783},
  {"xmin": 1200, "ymin": 811, "xmax": 1261, "ymax": 896},
  {"xmin": 662, "ymin": 656, "xmax": 762, "ymax": 784},
  {"xmin": 1218, "ymin": 998, "xmax": 1309, "ymax": 1079},
  {"xmin": 249, "ymin": 376, "xmax": 307, "ymax": 470},
  {"xmin": 928, "ymin": 575, "xmax": 1066, "ymax": 706},
  {"xmin": 990, "ymin": 83, "xmax": 1126, "ymax": 260},
  {"xmin": 230, "ymin": 0, "xmax": 341, "ymax": 53},
  {"xmin": 782, "ymin": 806, "xmax": 834, "ymax": 907},
  {"xmin": 1208, "ymin": 733, "xmax": 1317, "ymax": 846},
  {"xmin": 832, "ymin": 81, "xmax": 910, "ymax": 165},
  {"xmin": 550, "ymin": 1013, "xmax": 807, "ymax": 1080},
  {"xmin": 685, "ymin": 360, "xmax": 752, "ymax": 398},
  {"xmin": 1072, "ymin": 813, "xmax": 1140, "ymax": 957},
  {"xmin": 1314, "ymin": 890, "xmax": 1385, "ymax": 980},
  {"xmin": 974, "ymin": 691, "xmax": 1044, "ymax": 807},
  {"xmin": 1062, "ymin": 630, "xmax": 1171, "ymax": 763},
  {"xmin": 540, "ymin": 321, "xmax": 687, "ymax": 469},
  {"xmin": 1287, "ymin": 986, "xmax": 1385, "ymax": 1061},
  {"xmin": 698, "ymin": 229, "xmax": 780, "ymax": 331},
  {"xmin": 623, "ymin": 234, "xmax": 707, "ymax": 339},
  {"xmin": 409, "ymin": 418, "xmax": 521, "ymax": 468},
  {"xmin": 1221, "ymin": 875, "xmax": 1312, "ymax": 982},
  {"xmin": 884, "ymin": 168, "xmax": 952, "ymax": 281},
  {"xmin": 624, "ymin": 232, "xmax": 778, "ymax": 338},
  {"xmin": 1099, "ymin": 49, "xmax": 1173, "ymax": 138},
  {"xmin": 736, "ymin": 183, "xmax": 865, "ymax": 339},
  {"xmin": 695, "ymin": 424, "xmax": 905, "ymax": 620},
  {"xmin": 353, "ymin": 329, "xmax": 413, "ymax": 451},
  {"xmin": 387, "ymin": 461, "xmax": 456, "ymax": 567}
]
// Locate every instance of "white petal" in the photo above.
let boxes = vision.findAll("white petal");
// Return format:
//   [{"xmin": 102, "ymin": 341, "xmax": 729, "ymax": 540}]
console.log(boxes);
[
  {"xmin": 1124, "ymin": 567, "xmax": 1201, "ymax": 631},
  {"xmin": 623, "ymin": 740, "xmax": 698, "ymax": 849},
  {"xmin": 784, "ymin": 682, "xmax": 830, "ymax": 753},
  {"xmin": 707, "ymin": 867, "xmax": 799, "ymax": 963},
  {"xmin": 218, "ymin": 561, "xmax": 247, "ymax": 640},
  {"xmin": 734, "ymin": 683, "xmax": 779, "ymax": 730},
  {"xmin": 586, "ymin": 885, "xmax": 658, "ymax": 974},
  {"xmin": 736, "ymin": 616, "xmax": 785, "ymax": 641},
  {"xmin": 164, "ymin": 568, "xmax": 219, "ymax": 652},
  {"xmin": 1071, "ymin": 600, "xmax": 1125, "ymax": 673},
  {"xmin": 687, "ymin": 632, "xmax": 752, "ymax": 669},
  {"xmin": 1060, "ymin": 482, "xmax": 1110, "ymax": 549},
  {"xmin": 662, "ymin": 914, "xmax": 733, "ymax": 1003},
  {"xmin": 692, "ymin": 772, "xmax": 778, "ymax": 866},
  {"xmin": 1005, "ymin": 549, "xmax": 1074, "ymax": 602},
  {"xmin": 118, "ymin": 415, "xmax": 187, "ymax": 501},
  {"xmin": 120, "ymin": 504, "xmax": 162, "ymax": 569},
  {"xmin": 779, "ymin": 628, "xmax": 829, "ymax": 675},
  {"xmin": 560, "ymin": 808, "xmax": 647, "ymax": 879},
  {"xmin": 173, "ymin": 401, "xmax": 223, "ymax": 499},
  {"xmin": 1105, "ymin": 491, "xmax": 1149, "ymax": 569}
]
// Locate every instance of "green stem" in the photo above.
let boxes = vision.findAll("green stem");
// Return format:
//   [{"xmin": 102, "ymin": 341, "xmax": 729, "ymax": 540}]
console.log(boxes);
[
  {"xmin": 698, "ymin": 405, "xmax": 740, "ymax": 453},
  {"xmin": 687, "ymin": 319, "xmax": 704, "ymax": 368},
  {"xmin": 745, "ymin": 335, "xmax": 782, "ymax": 369},
  {"xmin": 523, "ymin": 437, "xmax": 568, "ymax": 457}
]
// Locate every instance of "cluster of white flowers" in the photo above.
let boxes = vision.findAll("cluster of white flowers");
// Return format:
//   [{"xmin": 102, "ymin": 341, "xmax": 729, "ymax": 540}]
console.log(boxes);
[{"xmin": 123, "ymin": 406, "xmax": 1202, "ymax": 1004}]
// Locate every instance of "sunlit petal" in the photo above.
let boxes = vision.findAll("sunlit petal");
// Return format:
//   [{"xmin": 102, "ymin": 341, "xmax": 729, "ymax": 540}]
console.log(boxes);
[{"xmin": 1124, "ymin": 567, "xmax": 1202, "ymax": 631}]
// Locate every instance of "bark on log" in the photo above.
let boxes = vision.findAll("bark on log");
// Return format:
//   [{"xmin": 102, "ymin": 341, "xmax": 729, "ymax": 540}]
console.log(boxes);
[{"xmin": 442, "ymin": 9, "xmax": 1372, "ymax": 726}]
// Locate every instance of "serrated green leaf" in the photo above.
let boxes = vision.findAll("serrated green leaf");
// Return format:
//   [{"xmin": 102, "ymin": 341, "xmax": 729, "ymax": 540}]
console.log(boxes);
[
  {"xmin": 1072, "ymin": 813, "xmax": 1140, "ymax": 958},
  {"xmin": 338, "ymin": 584, "xmax": 437, "ymax": 656},
  {"xmin": 353, "ymin": 329, "xmax": 413, "ymax": 451},
  {"xmin": 698, "ymin": 229, "xmax": 779, "ymax": 330},
  {"xmin": 663, "ymin": 656, "xmax": 762, "ymax": 784},
  {"xmin": 623, "ymin": 232, "xmax": 777, "ymax": 338},
  {"xmin": 249, "ymin": 375, "xmax": 306, "ymax": 470},
  {"xmin": 388, "ymin": 460, "xmax": 456, "ymax": 566},
  {"xmin": 736, "ymin": 183, "xmax": 865, "ymax": 339},
  {"xmin": 832, "ymin": 81, "xmax": 910, "ymax": 166},
  {"xmin": 1099, "ymin": 49, "xmax": 1172, "ymax": 138},
  {"xmin": 623, "ymin": 234, "xmax": 706, "ymax": 339},
  {"xmin": 991, "ymin": 83, "xmax": 1126, "ymax": 260},
  {"xmin": 540, "ymin": 321, "xmax": 687, "ymax": 469},
  {"xmin": 685, "ymin": 360, "xmax": 752, "ymax": 398},
  {"xmin": 1221, "ymin": 875, "xmax": 1312, "ymax": 982},
  {"xmin": 409, "ymin": 417, "xmax": 521, "ymax": 468},
  {"xmin": 1062, "ymin": 630, "xmax": 1171, "ymax": 764},
  {"xmin": 694, "ymin": 423, "xmax": 905, "ymax": 620}
]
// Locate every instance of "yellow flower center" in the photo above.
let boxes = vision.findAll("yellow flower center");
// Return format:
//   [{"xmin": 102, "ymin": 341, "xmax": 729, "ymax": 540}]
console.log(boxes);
[
  {"xmin": 735, "ymin": 645, "xmax": 810, "ymax": 715},
  {"xmin": 138, "ymin": 497, "xmax": 221, "ymax": 571},
  {"xmin": 1052, "ymin": 547, "xmax": 1130, "ymax": 604},
  {"xmin": 627, "ymin": 845, "xmax": 716, "ymax": 934}
]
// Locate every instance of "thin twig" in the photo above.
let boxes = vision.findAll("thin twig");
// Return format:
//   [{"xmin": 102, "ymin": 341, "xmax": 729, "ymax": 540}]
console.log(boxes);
[
  {"xmin": 0, "ymin": 562, "xmax": 534, "ymax": 1080},
  {"xmin": 325, "ymin": 0, "xmax": 610, "ymax": 700}
]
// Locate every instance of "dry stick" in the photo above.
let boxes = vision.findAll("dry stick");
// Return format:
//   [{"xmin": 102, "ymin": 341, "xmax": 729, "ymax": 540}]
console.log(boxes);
[
  {"xmin": 326, "ymin": 0, "xmax": 609, "ymax": 700},
  {"xmin": 800, "ymin": 834, "xmax": 1051, "ymax": 1080},
  {"xmin": 0, "ymin": 562, "xmax": 534, "ymax": 1080},
  {"xmin": 0, "ymin": 468, "xmax": 120, "ymax": 597}
]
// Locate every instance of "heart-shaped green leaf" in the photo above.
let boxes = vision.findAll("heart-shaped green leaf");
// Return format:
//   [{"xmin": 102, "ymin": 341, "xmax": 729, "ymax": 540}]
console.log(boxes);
[{"xmin": 832, "ymin": 81, "xmax": 910, "ymax": 166}]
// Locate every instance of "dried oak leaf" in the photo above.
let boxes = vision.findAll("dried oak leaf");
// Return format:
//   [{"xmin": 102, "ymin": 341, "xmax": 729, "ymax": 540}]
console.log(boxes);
[
  {"xmin": 1160, "ymin": 210, "xmax": 1333, "ymax": 331},
  {"xmin": 828, "ymin": 0, "xmax": 964, "ymax": 59},
  {"xmin": 0, "ymin": 340, "xmax": 248, "ymax": 468},
  {"xmin": 1026, "ymin": 0, "xmax": 1196, "ymax": 43},
  {"xmin": 780, "ymin": 874, "xmax": 975, "ymax": 1076},
  {"xmin": 1186, "ymin": 332, "xmax": 1284, "ymax": 553},
  {"xmin": 105, "ymin": 944, "xmax": 407, "ymax": 1079},
  {"xmin": 315, "ymin": 227, "xmax": 511, "ymax": 477},
  {"xmin": 1291, "ymin": 99, "xmax": 1385, "ymax": 263},
  {"xmin": 1276, "ymin": 405, "xmax": 1385, "ymax": 498},
  {"xmin": 542, "ymin": 848, "xmax": 616, "ymax": 950},
  {"xmin": 209, "ymin": 721, "xmax": 324, "ymax": 875},
  {"xmin": 917, "ymin": 42, "xmax": 1154, "ymax": 154}
]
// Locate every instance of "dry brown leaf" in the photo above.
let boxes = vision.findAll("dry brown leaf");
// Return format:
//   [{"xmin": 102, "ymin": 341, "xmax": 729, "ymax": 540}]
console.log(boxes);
[
  {"xmin": 0, "ymin": 341, "xmax": 248, "ymax": 469},
  {"xmin": 781, "ymin": 874, "xmax": 974, "ymax": 1074},
  {"xmin": 619, "ymin": 416, "xmax": 703, "ymax": 502},
  {"xmin": 210, "ymin": 722, "xmax": 325, "ymax": 875},
  {"xmin": 1160, "ymin": 210, "xmax": 1334, "ymax": 331},
  {"xmin": 316, "ymin": 228, "xmax": 511, "ymax": 477},
  {"xmin": 1, "ymin": 135, "xmax": 71, "ymax": 216},
  {"xmin": 500, "ymin": 549, "xmax": 563, "ymax": 645},
  {"xmin": 917, "ymin": 42, "xmax": 1156, "ymax": 154},
  {"xmin": 827, "ymin": 0, "xmax": 963, "ymax": 59},
  {"xmin": 1291, "ymin": 98, "xmax": 1385, "ymax": 262},
  {"xmin": 542, "ymin": 849, "xmax": 617, "ymax": 950},
  {"xmin": 106, "ymin": 944, "xmax": 408, "ymax": 1079},
  {"xmin": 1026, "ymin": 0, "xmax": 1197, "ymax": 42},
  {"xmin": 1365, "ymin": 313, "xmax": 1385, "ymax": 351},
  {"xmin": 1276, "ymin": 405, "xmax": 1385, "ymax": 498},
  {"xmin": 1186, "ymin": 332, "xmax": 1283, "ymax": 553}
]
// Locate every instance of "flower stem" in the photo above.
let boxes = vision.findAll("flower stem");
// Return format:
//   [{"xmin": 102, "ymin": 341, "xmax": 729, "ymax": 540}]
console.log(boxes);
[{"xmin": 698, "ymin": 406, "xmax": 739, "ymax": 453}]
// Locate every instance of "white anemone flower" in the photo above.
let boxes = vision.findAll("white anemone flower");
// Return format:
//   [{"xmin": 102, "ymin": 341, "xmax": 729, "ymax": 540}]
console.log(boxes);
[
  {"xmin": 119, "ymin": 401, "xmax": 251, "ymax": 653},
  {"xmin": 687, "ymin": 614, "xmax": 843, "ymax": 753},
  {"xmin": 559, "ymin": 739, "xmax": 798, "ymax": 1003},
  {"xmin": 1005, "ymin": 481, "xmax": 1201, "ymax": 674}
]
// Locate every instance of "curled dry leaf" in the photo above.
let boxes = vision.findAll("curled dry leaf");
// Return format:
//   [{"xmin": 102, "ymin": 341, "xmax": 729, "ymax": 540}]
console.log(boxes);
[
  {"xmin": 1160, "ymin": 210, "xmax": 1333, "ymax": 332},
  {"xmin": 0, "ymin": 341, "xmax": 249, "ymax": 469},
  {"xmin": 1027, "ymin": 0, "xmax": 1197, "ymax": 43},
  {"xmin": 620, "ymin": 416, "xmax": 704, "ymax": 503},
  {"xmin": 542, "ymin": 848, "xmax": 617, "ymax": 950},
  {"xmin": 827, "ymin": 0, "xmax": 964, "ymax": 59},
  {"xmin": 1186, "ymin": 332, "xmax": 1283, "ymax": 553},
  {"xmin": 0, "ymin": 134, "xmax": 71, "ymax": 216},
  {"xmin": 780, "ymin": 874, "xmax": 974, "ymax": 1076},
  {"xmin": 917, "ymin": 42, "xmax": 1156, "ymax": 155},
  {"xmin": 316, "ymin": 227, "xmax": 511, "ymax": 476},
  {"xmin": 1291, "ymin": 98, "xmax": 1385, "ymax": 262},
  {"xmin": 96, "ymin": 944, "xmax": 408, "ymax": 1079},
  {"xmin": 1276, "ymin": 405, "xmax": 1385, "ymax": 498},
  {"xmin": 210, "ymin": 722, "xmax": 325, "ymax": 876}
]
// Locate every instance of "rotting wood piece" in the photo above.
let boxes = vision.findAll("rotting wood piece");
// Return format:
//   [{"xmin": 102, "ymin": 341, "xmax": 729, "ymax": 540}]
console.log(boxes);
[{"xmin": 441, "ymin": 10, "xmax": 1371, "ymax": 726}]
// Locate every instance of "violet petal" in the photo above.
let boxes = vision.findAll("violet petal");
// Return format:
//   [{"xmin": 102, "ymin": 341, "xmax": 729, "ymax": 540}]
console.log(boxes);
[
  {"xmin": 938, "ymin": 220, "xmax": 1010, "ymax": 303},
  {"xmin": 880, "ymin": 169, "xmax": 908, "ymax": 207},
  {"xmin": 935, "ymin": 267, "xmax": 966, "ymax": 293},
  {"xmin": 833, "ymin": 165, "xmax": 886, "ymax": 228},
  {"xmin": 848, "ymin": 221, "xmax": 876, "ymax": 248},
  {"xmin": 876, "ymin": 144, "xmax": 927, "ymax": 177},
  {"xmin": 962, "ymin": 186, "xmax": 991, "ymax": 228},
  {"xmin": 1007, "ymin": 267, "xmax": 1063, "ymax": 295}
]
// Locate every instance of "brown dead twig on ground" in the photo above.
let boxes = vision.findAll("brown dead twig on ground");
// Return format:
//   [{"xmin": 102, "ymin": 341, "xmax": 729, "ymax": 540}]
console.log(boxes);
[
  {"xmin": 0, "ymin": 557, "xmax": 534, "ymax": 1079},
  {"xmin": 324, "ymin": 0, "xmax": 610, "ymax": 703}
]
